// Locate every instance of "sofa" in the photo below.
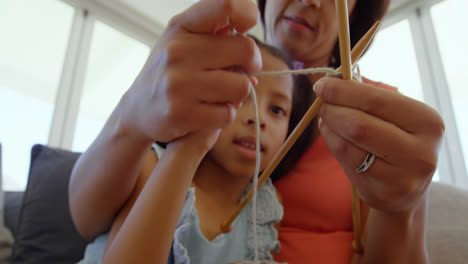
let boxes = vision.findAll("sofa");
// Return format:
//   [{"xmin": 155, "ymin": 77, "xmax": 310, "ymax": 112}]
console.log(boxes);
[{"xmin": 2, "ymin": 144, "xmax": 468, "ymax": 263}]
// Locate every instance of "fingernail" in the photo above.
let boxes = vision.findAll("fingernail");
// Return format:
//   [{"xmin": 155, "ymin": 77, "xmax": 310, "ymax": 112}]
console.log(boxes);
[
  {"xmin": 318, "ymin": 117, "xmax": 323, "ymax": 129},
  {"xmin": 250, "ymin": 76, "xmax": 258, "ymax": 86},
  {"xmin": 214, "ymin": 25, "xmax": 233, "ymax": 36},
  {"xmin": 313, "ymin": 80, "xmax": 324, "ymax": 95}
]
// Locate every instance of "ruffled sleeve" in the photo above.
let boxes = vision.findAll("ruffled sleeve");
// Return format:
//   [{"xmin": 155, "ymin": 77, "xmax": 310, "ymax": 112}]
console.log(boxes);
[
  {"xmin": 168, "ymin": 188, "xmax": 196, "ymax": 264},
  {"xmin": 245, "ymin": 179, "xmax": 284, "ymax": 260}
]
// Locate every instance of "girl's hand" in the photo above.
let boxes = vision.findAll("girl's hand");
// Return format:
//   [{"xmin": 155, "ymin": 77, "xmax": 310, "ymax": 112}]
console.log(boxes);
[
  {"xmin": 315, "ymin": 77, "xmax": 445, "ymax": 214},
  {"xmin": 115, "ymin": 0, "xmax": 262, "ymax": 144}
]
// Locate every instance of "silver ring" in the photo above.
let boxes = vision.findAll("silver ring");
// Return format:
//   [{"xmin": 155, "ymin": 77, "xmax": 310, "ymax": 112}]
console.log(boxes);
[{"xmin": 356, "ymin": 152, "xmax": 376, "ymax": 173}]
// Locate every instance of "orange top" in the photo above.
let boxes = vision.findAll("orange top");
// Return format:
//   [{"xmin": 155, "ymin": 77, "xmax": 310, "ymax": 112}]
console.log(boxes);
[
  {"xmin": 274, "ymin": 79, "xmax": 396, "ymax": 264},
  {"xmin": 274, "ymin": 136, "xmax": 354, "ymax": 264}
]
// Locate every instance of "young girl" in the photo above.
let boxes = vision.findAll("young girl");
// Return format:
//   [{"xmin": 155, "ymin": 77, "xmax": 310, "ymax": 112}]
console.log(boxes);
[{"xmin": 77, "ymin": 38, "xmax": 313, "ymax": 264}]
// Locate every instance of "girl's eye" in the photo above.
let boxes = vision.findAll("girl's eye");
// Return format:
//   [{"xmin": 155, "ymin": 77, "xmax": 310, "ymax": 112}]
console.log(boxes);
[{"xmin": 271, "ymin": 106, "xmax": 286, "ymax": 116}]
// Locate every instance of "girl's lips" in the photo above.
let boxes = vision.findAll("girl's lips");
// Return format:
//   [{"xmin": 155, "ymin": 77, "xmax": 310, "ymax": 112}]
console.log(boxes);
[
  {"xmin": 233, "ymin": 136, "xmax": 265, "ymax": 160},
  {"xmin": 233, "ymin": 136, "xmax": 265, "ymax": 151},
  {"xmin": 234, "ymin": 143, "xmax": 258, "ymax": 160}
]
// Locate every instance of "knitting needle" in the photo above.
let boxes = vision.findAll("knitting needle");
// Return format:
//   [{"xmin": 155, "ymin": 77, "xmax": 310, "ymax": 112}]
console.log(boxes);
[
  {"xmin": 335, "ymin": 0, "xmax": 362, "ymax": 253},
  {"xmin": 220, "ymin": 20, "xmax": 381, "ymax": 234}
]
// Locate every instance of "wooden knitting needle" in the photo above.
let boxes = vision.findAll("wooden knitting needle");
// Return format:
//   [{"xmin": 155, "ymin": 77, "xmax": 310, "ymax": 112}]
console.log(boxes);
[
  {"xmin": 335, "ymin": 0, "xmax": 362, "ymax": 254},
  {"xmin": 220, "ymin": 20, "xmax": 381, "ymax": 234}
]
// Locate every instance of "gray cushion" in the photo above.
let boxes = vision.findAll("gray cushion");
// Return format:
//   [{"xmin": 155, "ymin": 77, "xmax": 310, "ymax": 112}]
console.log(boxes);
[
  {"xmin": 0, "ymin": 143, "xmax": 14, "ymax": 263},
  {"xmin": 4, "ymin": 191, "xmax": 24, "ymax": 238},
  {"xmin": 11, "ymin": 144, "xmax": 87, "ymax": 264},
  {"xmin": 427, "ymin": 182, "xmax": 468, "ymax": 264}
]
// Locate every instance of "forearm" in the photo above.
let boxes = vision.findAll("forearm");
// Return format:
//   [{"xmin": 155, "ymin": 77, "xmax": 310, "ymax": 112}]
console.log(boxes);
[
  {"xmin": 102, "ymin": 143, "xmax": 204, "ymax": 264},
  {"xmin": 69, "ymin": 108, "xmax": 154, "ymax": 240},
  {"xmin": 353, "ymin": 194, "xmax": 429, "ymax": 264}
]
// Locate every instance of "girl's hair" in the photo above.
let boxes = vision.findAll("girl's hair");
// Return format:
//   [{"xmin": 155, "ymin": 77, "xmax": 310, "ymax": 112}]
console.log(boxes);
[
  {"xmin": 157, "ymin": 36, "xmax": 314, "ymax": 181},
  {"xmin": 257, "ymin": 0, "xmax": 390, "ymax": 68},
  {"xmin": 249, "ymin": 35, "xmax": 314, "ymax": 181}
]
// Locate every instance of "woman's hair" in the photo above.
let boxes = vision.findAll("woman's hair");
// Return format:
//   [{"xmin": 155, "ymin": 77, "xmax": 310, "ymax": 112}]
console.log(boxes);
[
  {"xmin": 257, "ymin": 0, "xmax": 390, "ymax": 68},
  {"xmin": 250, "ymin": 35, "xmax": 314, "ymax": 181}
]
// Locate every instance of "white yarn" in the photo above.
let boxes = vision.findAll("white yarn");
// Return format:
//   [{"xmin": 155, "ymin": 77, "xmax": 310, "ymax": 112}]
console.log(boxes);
[
  {"xmin": 249, "ymin": 82, "xmax": 261, "ymax": 263},
  {"xmin": 254, "ymin": 67, "xmax": 339, "ymax": 77}
]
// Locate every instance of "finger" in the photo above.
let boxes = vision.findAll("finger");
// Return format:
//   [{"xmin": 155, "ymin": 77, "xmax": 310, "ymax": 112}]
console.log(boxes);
[
  {"xmin": 319, "ymin": 103, "xmax": 416, "ymax": 165},
  {"xmin": 171, "ymin": 0, "xmax": 259, "ymax": 34},
  {"xmin": 181, "ymin": 70, "xmax": 252, "ymax": 105},
  {"xmin": 171, "ymin": 97, "xmax": 237, "ymax": 133},
  {"xmin": 313, "ymin": 77, "xmax": 442, "ymax": 135},
  {"xmin": 319, "ymin": 118, "xmax": 412, "ymax": 211},
  {"xmin": 319, "ymin": 116, "xmax": 393, "ymax": 177},
  {"xmin": 169, "ymin": 34, "xmax": 262, "ymax": 74}
]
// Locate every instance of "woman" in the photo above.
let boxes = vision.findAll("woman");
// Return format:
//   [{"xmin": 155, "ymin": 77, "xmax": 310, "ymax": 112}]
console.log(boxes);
[
  {"xmin": 69, "ymin": 0, "xmax": 443, "ymax": 263},
  {"xmin": 258, "ymin": 1, "xmax": 439, "ymax": 263}
]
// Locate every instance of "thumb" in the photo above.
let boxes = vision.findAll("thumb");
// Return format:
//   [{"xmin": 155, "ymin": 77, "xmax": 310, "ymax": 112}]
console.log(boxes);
[{"xmin": 170, "ymin": 0, "xmax": 259, "ymax": 34}]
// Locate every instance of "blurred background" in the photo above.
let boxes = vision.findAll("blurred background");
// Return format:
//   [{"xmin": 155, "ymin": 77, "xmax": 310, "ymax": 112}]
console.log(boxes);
[{"xmin": 0, "ymin": 0, "xmax": 466, "ymax": 191}]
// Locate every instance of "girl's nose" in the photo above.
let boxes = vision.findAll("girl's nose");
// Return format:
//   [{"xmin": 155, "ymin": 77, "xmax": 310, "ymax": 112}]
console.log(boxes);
[
  {"xmin": 299, "ymin": 0, "xmax": 322, "ymax": 8},
  {"xmin": 246, "ymin": 117, "xmax": 266, "ymax": 130}
]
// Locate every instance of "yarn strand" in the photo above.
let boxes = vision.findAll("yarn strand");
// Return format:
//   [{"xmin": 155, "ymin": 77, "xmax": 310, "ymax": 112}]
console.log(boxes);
[{"xmin": 249, "ymin": 82, "xmax": 261, "ymax": 263}]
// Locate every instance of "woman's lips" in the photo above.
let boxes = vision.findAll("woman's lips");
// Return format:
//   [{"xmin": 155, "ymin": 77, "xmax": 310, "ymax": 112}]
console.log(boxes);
[{"xmin": 283, "ymin": 16, "xmax": 315, "ymax": 32}]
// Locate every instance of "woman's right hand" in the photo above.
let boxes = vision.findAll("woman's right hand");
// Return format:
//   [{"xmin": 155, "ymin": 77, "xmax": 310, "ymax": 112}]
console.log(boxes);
[{"xmin": 115, "ymin": 0, "xmax": 262, "ymax": 147}]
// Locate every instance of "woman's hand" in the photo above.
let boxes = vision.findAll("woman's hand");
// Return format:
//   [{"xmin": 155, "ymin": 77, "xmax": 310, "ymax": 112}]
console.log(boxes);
[
  {"xmin": 115, "ymin": 0, "xmax": 262, "ymax": 144},
  {"xmin": 314, "ymin": 77, "xmax": 444, "ymax": 214}
]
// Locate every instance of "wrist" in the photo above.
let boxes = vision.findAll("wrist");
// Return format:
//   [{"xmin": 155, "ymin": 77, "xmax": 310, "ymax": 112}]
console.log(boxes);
[
  {"xmin": 370, "ymin": 190, "xmax": 429, "ymax": 227},
  {"xmin": 359, "ymin": 196, "xmax": 429, "ymax": 264},
  {"xmin": 166, "ymin": 140, "xmax": 209, "ymax": 162},
  {"xmin": 108, "ymin": 103, "xmax": 155, "ymax": 148}
]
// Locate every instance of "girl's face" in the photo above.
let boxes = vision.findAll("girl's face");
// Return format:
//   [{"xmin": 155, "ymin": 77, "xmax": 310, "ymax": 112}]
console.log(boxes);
[
  {"xmin": 264, "ymin": 0, "xmax": 357, "ymax": 66},
  {"xmin": 205, "ymin": 49, "xmax": 294, "ymax": 179}
]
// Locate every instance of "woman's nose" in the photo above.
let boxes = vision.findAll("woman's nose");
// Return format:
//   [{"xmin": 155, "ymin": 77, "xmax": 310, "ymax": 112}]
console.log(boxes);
[{"xmin": 300, "ymin": 0, "xmax": 322, "ymax": 8}]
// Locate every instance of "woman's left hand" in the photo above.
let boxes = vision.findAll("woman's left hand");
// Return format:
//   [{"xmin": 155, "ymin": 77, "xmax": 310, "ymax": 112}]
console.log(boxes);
[{"xmin": 314, "ymin": 77, "xmax": 445, "ymax": 214}]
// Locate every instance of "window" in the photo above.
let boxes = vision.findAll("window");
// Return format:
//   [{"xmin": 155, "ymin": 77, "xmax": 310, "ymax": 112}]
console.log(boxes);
[
  {"xmin": 72, "ymin": 21, "xmax": 150, "ymax": 152},
  {"xmin": 359, "ymin": 19, "xmax": 424, "ymax": 102},
  {"xmin": 0, "ymin": 0, "xmax": 74, "ymax": 190},
  {"xmin": 431, "ymin": 0, "xmax": 468, "ymax": 175}
]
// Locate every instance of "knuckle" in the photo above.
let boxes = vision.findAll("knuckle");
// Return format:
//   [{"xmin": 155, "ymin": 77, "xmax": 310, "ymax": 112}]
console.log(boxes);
[
  {"xmin": 222, "ymin": 0, "xmax": 235, "ymax": 16},
  {"xmin": 218, "ymin": 105, "xmax": 236, "ymax": 128},
  {"xmin": 165, "ymin": 70, "xmax": 184, "ymax": 98},
  {"xmin": 321, "ymin": 81, "xmax": 337, "ymax": 101},
  {"xmin": 166, "ymin": 100, "xmax": 185, "ymax": 128},
  {"xmin": 429, "ymin": 112, "xmax": 445, "ymax": 138},
  {"xmin": 394, "ymin": 179, "xmax": 418, "ymax": 199},
  {"xmin": 240, "ymin": 37, "xmax": 257, "ymax": 65},
  {"xmin": 237, "ymin": 76, "xmax": 251, "ymax": 100},
  {"xmin": 348, "ymin": 119, "xmax": 368, "ymax": 142},
  {"xmin": 167, "ymin": 15, "xmax": 182, "ymax": 31},
  {"xmin": 165, "ymin": 40, "xmax": 185, "ymax": 66},
  {"xmin": 244, "ymin": 37, "xmax": 257, "ymax": 57},
  {"xmin": 363, "ymin": 94, "xmax": 385, "ymax": 114},
  {"xmin": 225, "ymin": 106, "xmax": 236, "ymax": 126},
  {"xmin": 414, "ymin": 153, "xmax": 438, "ymax": 177},
  {"xmin": 335, "ymin": 137, "xmax": 350, "ymax": 158}
]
